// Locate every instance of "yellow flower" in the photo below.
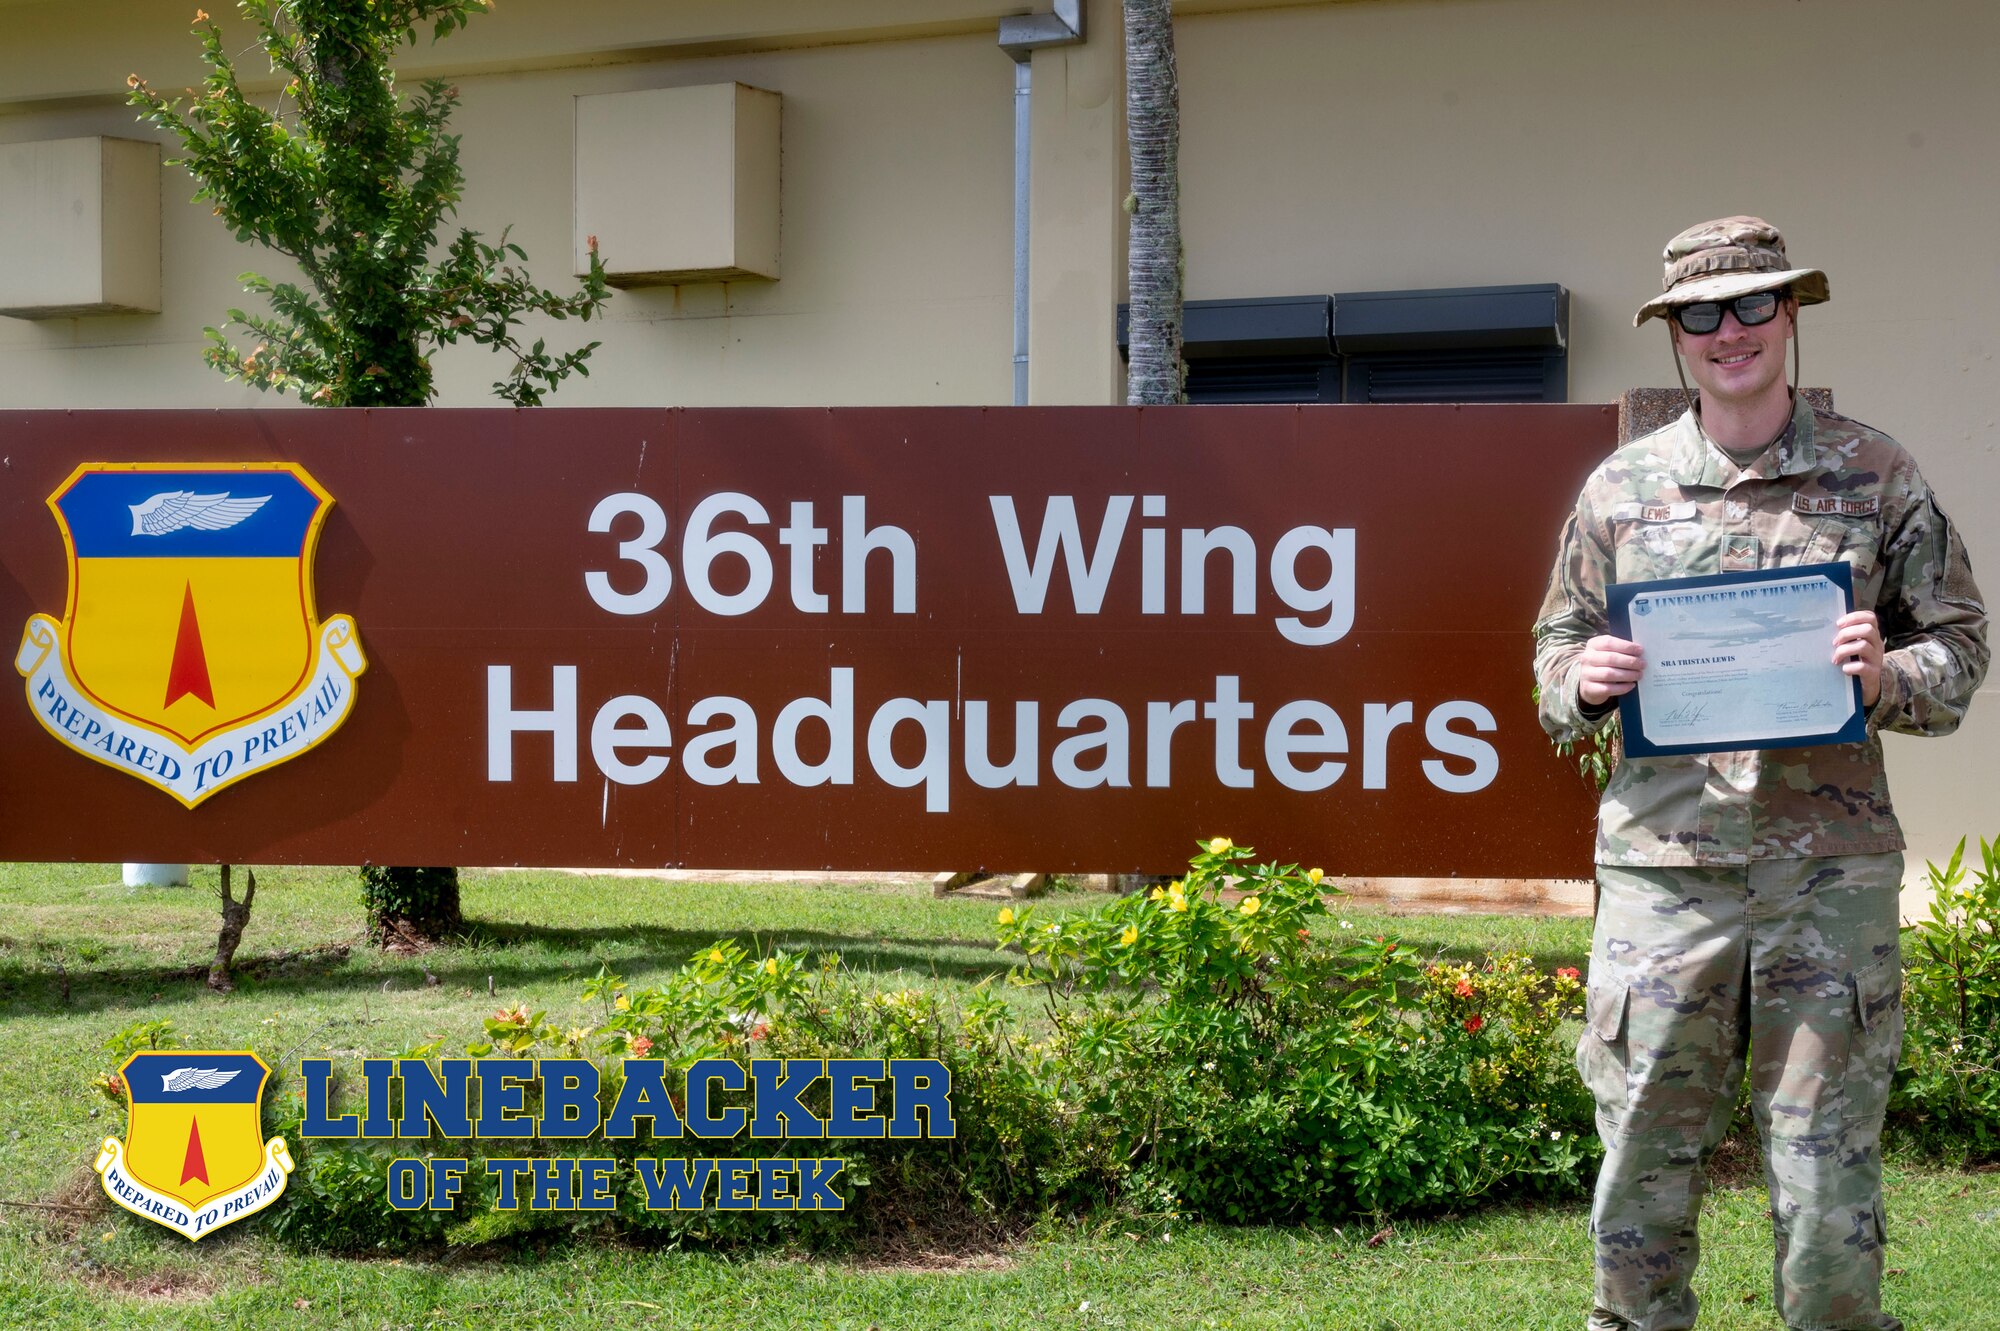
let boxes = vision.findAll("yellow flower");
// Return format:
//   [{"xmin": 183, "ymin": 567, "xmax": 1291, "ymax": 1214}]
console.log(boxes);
[
  {"xmin": 1307, "ymin": 867, "xmax": 1324, "ymax": 886},
  {"xmin": 1120, "ymin": 926, "xmax": 1139, "ymax": 946},
  {"xmin": 763, "ymin": 958, "xmax": 779, "ymax": 976},
  {"xmin": 1168, "ymin": 880, "xmax": 1185, "ymax": 897},
  {"xmin": 1170, "ymin": 898, "xmax": 1188, "ymax": 913},
  {"xmin": 707, "ymin": 947, "xmax": 726, "ymax": 965},
  {"xmin": 1208, "ymin": 837, "xmax": 1232, "ymax": 854},
  {"xmin": 1149, "ymin": 886, "xmax": 1165, "ymax": 901},
  {"xmin": 613, "ymin": 994, "xmax": 631, "ymax": 1011},
  {"xmin": 1239, "ymin": 896, "xmax": 1262, "ymax": 916},
  {"xmin": 998, "ymin": 907, "xmax": 1015, "ymax": 925}
]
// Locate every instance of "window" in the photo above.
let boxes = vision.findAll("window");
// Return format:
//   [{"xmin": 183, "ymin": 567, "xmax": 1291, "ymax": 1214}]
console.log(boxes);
[{"xmin": 1117, "ymin": 284, "xmax": 1569, "ymax": 404}]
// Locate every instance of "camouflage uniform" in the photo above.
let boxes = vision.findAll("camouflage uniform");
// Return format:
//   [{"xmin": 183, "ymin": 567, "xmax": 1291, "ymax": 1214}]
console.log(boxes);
[{"xmin": 1534, "ymin": 393, "xmax": 1988, "ymax": 1330}]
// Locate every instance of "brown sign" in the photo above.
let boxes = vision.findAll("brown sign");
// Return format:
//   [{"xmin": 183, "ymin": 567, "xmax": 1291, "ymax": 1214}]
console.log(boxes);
[{"xmin": 0, "ymin": 406, "xmax": 1609, "ymax": 875}]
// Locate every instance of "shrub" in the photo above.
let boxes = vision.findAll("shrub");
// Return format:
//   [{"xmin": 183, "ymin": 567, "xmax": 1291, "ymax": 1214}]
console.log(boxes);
[
  {"xmin": 360, "ymin": 864, "xmax": 463, "ymax": 944},
  {"xmin": 269, "ymin": 1131, "xmax": 453, "ymax": 1251},
  {"xmin": 995, "ymin": 839, "xmax": 1598, "ymax": 1222},
  {"xmin": 257, "ymin": 838, "xmax": 1602, "ymax": 1251},
  {"xmin": 269, "ymin": 947, "xmax": 1020, "ymax": 1253},
  {"xmin": 1890, "ymin": 837, "xmax": 2000, "ymax": 1163},
  {"xmin": 92, "ymin": 1019, "xmax": 178, "ymax": 1104}
]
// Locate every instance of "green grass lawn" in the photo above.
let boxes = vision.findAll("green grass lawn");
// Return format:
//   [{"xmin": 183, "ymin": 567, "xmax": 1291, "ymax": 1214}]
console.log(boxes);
[{"xmin": 1, "ymin": 865, "xmax": 1993, "ymax": 1330}]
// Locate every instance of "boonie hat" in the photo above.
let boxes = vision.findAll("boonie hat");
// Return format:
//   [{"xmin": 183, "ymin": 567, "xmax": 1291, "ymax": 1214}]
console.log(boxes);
[{"xmin": 1632, "ymin": 216, "xmax": 1828, "ymax": 327}]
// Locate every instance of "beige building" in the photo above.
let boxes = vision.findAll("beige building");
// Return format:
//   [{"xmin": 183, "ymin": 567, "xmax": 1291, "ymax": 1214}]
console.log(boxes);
[{"xmin": 3, "ymin": 0, "xmax": 1994, "ymax": 873}]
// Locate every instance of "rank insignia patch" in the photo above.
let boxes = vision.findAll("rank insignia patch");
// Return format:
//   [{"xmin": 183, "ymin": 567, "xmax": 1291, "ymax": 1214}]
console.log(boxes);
[
  {"xmin": 95, "ymin": 1050, "xmax": 294, "ymax": 1240},
  {"xmin": 14, "ymin": 462, "xmax": 364, "ymax": 806}
]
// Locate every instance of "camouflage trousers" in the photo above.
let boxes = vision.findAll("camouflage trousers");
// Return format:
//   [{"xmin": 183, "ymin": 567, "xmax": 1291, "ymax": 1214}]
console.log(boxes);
[{"xmin": 1579, "ymin": 854, "xmax": 1906, "ymax": 1331}]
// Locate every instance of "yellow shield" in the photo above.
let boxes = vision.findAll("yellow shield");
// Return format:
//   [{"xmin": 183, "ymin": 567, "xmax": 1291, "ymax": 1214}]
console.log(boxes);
[
  {"xmin": 119, "ymin": 1052, "xmax": 271, "ymax": 1208},
  {"xmin": 50, "ymin": 463, "xmax": 332, "ymax": 746}
]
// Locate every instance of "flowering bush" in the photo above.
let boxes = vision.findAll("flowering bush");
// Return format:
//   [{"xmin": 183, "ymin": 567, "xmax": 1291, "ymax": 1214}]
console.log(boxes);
[
  {"xmin": 993, "ymin": 840, "xmax": 1597, "ymax": 1221},
  {"xmin": 263, "ymin": 838, "xmax": 1608, "ymax": 1250},
  {"xmin": 271, "ymin": 941, "xmax": 1064, "ymax": 1252},
  {"xmin": 1890, "ymin": 837, "xmax": 2000, "ymax": 1163},
  {"xmin": 998, "ymin": 837, "xmax": 1331, "ymax": 1008}
]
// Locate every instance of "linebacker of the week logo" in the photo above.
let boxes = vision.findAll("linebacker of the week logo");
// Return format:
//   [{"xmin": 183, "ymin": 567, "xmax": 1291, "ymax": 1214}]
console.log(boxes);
[
  {"xmin": 96, "ymin": 1051, "xmax": 295, "ymax": 1240},
  {"xmin": 14, "ymin": 462, "xmax": 364, "ymax": 805}
]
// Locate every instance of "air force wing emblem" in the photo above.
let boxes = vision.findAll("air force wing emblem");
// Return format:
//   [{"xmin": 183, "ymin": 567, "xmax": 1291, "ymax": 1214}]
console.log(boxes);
[
  {"xmin": 160, "ymin": 1066, "xmax": 243, "ymax": 1094},
  {"xmin": 94, "ymin": 1050, "xmax": 294, "ymax": 1241},
  {"xmin": 129, "ymin": 490, "xmax": 271, "ymax": 536},
  {"xmin": 14, "ymin": 462, "xmax": 365, "ymax": 806}
]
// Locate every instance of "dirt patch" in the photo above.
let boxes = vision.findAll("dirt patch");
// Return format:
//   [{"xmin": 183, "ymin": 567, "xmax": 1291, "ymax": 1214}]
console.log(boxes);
[
  {"xmin": 837, "ymin": 1201, "xmax": 1029, "ymax": 1275},
  {"xmin": 88, "ymin": 1266, "xmax": 224, "ymax": 1303},
  {"xmin": 22, "ymin": 1163, "xmax": 113, "ymax": 1244},
  {"xmin": 848, "ymin": 1248, "xmax": 1018, "ymax": 1275},
  {"xmin": 1704, "ymin": 1121, "xmax": 1769, "ymax": 1193},
  {"xmin": 37, "ymin": 1167, "xmax": 246, "ymax": 1304},
  {"xmin": 161, "ymin": 941, "xmax": 354, "ymax": 980}
]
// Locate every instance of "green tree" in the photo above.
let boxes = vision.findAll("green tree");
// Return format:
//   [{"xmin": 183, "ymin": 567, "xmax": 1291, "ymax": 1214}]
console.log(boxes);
[
  {"xmin": 129, "ymin": 0, "xmax": 608, "ymax": 408},
  {"xmin": 129, "ymin": 0, "xmax": 612, "ymax": 943}
]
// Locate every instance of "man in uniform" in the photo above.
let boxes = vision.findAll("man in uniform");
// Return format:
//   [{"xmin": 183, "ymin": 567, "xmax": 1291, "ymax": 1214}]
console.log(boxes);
[{"xmin": 1533, "ymin": 217, "xmax": 1988, "ymax": 1330}]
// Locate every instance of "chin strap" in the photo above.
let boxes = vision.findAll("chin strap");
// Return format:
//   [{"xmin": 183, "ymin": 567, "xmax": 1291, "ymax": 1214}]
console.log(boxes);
[
  {"xmin": 1791, "ymin": 316, "xmax": 1802, "ymax": 399},
  {"xmin": 1668, "ymin": 323, "xmax": 1707, "ymax": 445}
]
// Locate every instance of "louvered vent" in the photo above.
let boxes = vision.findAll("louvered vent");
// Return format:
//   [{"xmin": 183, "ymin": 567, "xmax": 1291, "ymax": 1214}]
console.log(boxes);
[
  {"xmin": 1343, "ymin": 350, "xmax": 1564, "ymax": 404},
  {"xmin": 1185, "ymin": 357, "xmax": 1340, "ymax": 404},
  {"xmin": 1117, "ymin": 286, "xmax": 1568, "ymax": 405}
]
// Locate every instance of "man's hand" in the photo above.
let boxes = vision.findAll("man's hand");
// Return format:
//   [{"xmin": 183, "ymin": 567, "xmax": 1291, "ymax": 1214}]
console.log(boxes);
[
  {"xmin": 1833, "ymin": 610, "xmax": 1885, "ymax": 707},
  {"xmin": 1577, "ymin": 634, "xmax": 1645, "ymax": 707}
]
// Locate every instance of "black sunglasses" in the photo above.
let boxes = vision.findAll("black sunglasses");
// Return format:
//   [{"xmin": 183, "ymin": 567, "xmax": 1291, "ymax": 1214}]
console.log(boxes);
[{"xmin": 1672, "ymin": 289, "xmax": 1786, "ymax": 335}]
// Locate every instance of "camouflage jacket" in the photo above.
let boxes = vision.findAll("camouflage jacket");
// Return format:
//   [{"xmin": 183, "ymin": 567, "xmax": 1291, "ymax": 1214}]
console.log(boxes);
[{"xmin": 1534, "ymin": 395, "xmax": 1988, "ymax": 866}]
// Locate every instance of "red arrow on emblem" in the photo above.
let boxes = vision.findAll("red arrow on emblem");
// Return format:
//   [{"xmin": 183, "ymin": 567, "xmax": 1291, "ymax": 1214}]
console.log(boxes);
[
  {"xmin": 181, "ymin": 1115, "xmax": 208, "ymax": 1185},
  {"xmin": 164, "ymin": 582, "xmax": 215, "ymax": 709}
]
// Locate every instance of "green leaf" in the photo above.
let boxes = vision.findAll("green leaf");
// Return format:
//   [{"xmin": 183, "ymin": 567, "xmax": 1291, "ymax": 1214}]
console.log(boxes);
[{"xmin": 129, "ymin": 0, "xmax": 609, "ymax": 408}]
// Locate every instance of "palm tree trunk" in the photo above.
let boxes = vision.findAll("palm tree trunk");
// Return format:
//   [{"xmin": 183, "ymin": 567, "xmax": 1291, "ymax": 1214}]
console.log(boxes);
[{"xmin": 1125, "ymin": 0, "xmax": 1183, "ymax": 406}]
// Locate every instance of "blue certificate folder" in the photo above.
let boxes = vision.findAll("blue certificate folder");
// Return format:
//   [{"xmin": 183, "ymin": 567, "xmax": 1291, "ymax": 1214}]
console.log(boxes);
[{"xmin": 1606, "ymin": 563, "xmax": 1868, "ymax": 758}]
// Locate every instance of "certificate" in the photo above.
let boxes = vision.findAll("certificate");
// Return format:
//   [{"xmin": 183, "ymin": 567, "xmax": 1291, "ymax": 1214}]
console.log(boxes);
[{"xmin": 1606, "ymin": 563, "xmax": 1867, "ymax": 757}]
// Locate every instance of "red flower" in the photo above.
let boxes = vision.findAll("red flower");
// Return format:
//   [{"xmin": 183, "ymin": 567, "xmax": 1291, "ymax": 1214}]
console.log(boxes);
[
  {"xmin": 1464, "ymin": 1014, "xmax": 1485, "ymax": 1033},
  {"xmin": 628, "ymin": 1034, "xmax": 654, "ymax": 1057},
  {"xmin": 1557, "ymin": 967, "xmax": 1581, "ymax": 981},
  {"xmin": 1453, "ymin": 980, "xmax": 1475, "ymax": 999},
  {"xmin": 748, "ymin": 1022, "xmax": 770, "ymax": 1041}
]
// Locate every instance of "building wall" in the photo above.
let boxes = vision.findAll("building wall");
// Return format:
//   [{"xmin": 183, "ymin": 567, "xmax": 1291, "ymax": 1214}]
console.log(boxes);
[
  {"xmin": 1178, "ymin": 0, "xmax": 2000, "ymax": 451},
  {"xmin": 1169, "ymin": 0, "xmax": 2000, "ymax": 873},
  {"xmin": 2, "ymin": 0, "xmax": 1994, "ymax": 870},
  {"xmin": 0, "ymin": 12, "xmax": 1020, "ymax": 406}
]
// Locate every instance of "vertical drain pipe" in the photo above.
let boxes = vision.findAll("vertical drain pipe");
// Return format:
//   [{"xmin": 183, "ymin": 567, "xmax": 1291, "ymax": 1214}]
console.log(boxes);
[
  {"xmin": 1010, "ymin": 59, "xmax": 1032, "ymax": 406},
  {"xmin": 999, "ymin": 2, "xmax": 1086, "ymax": 407}
]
